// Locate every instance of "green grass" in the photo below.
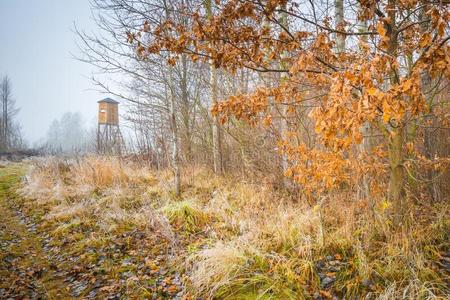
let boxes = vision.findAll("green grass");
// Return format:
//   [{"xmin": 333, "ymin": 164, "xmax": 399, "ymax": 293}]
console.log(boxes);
[
  {"xmin": 161, "ymin": 199, "xmax": 212, "ymax": 233},
  {"xmin": 0, "ymin": 163, "xmax": 26, "ymax": 198}
]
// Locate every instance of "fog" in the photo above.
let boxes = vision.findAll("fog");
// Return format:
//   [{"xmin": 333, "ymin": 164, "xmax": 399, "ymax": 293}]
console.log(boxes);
[{"xmin": 0, "ymin": 0, "xmax": 103, "ymax": 144}]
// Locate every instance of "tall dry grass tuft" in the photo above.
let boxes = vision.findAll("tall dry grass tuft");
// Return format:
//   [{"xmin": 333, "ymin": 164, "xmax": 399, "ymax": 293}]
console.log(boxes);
[
  {"xmin": 19, "ymin": 156, "xmax": 175, "ymax": 242},
  {"xmin": 375, "ymin": 279, "xmax": 446, "ymax": 300},
  {"xmin": 189, "ymin": 241, "xmax": 250, "ymax": 297}
]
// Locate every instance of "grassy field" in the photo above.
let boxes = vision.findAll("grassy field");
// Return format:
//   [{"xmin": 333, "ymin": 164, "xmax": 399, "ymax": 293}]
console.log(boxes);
[
  {"xmin": 0, "ymin": 157, "xmax": 448, "ymax": 299},
  {"xmin": 0, "ymin": 163, "xmax": 73, "ymax": 298}
]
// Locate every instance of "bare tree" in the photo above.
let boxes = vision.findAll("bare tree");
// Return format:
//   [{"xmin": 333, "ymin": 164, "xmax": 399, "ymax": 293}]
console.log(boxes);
[{"xmin": 0, "ymin": 76, "xmax": 20, "ymax": 150}]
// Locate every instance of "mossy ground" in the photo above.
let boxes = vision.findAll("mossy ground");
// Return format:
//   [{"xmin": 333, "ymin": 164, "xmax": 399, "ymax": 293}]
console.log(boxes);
[{"xmin": 0, "ymin": 163, "xmax": 72, "ymax": 298}]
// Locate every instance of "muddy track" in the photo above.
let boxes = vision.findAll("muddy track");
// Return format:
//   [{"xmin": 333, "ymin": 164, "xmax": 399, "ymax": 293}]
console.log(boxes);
[{"xmin": 0, "ymin": 164, "xmax": 72, "ymax": 299}]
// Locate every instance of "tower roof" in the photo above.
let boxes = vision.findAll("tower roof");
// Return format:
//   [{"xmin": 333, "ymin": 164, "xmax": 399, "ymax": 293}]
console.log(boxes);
[{"xmin": 98, "ymin": 97, "xmax": 119, "ymax": 104}]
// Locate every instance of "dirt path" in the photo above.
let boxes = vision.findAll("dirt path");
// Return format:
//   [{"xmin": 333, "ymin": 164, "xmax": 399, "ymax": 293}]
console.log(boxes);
[{"xmin": 0, "ymin": 164, "xmax": 71, "ymax": 299}]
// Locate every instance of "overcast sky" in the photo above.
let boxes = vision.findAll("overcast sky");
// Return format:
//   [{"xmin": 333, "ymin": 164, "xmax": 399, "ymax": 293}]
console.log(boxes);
[{"xmin": 0, "ymin": 0, "xmax": 106, "ymax": 144}]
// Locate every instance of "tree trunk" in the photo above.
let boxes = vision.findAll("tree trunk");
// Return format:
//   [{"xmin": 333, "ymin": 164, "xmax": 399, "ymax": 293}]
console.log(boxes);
[
  {"xmin": 385, "ymin": 0, "xmax": 406, "ymax": 225},
  {"xmin": 168, "ymin": 67, "xmax": 181, "ymax": 196},
  {"xmin": 162, "ymin": 0, "xmax": 181, "ymax": 195},
  {"xmin": 357, "ymin": 5, "xmax": 371, "ymax": 205},
  {"xmin": 388, "ymin": 127, "xmax": 406, "ymax": 224},
  {"xmin": 279, "ymin": 5, "xmax": 290, "ymax": 188},
  {"xmin": 180, "ymin": 54, "xmax": 193, "ymax": 162},
  {"xmin": 205, "ymin": 0, "xmax": 223, "ymax": 174},
  {"xmin": 335, "ymin": 0, "xmax": 345, "ymax": 52},
  {"xmin": 418, "ymin": 2, "xmax": 441, "ymax": 202},
  {"xmin": 211, "ymin": 64, "xmax": 223, "ymax": 174}
]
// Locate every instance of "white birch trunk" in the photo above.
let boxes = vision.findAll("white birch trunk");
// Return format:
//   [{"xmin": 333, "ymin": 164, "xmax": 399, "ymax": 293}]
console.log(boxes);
[{"xmin": 168, "ymin": 66, "xmax": 181, "ymax": 196}]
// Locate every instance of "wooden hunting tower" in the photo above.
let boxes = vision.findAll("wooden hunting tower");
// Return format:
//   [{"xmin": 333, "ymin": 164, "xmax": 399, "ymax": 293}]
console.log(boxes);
[{"xmin": 97, "ymin": 98, "xmax": 123, "ymax": 154}]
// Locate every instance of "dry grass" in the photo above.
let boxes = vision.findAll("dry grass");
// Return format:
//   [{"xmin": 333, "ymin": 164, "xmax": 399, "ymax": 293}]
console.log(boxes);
[
  {"xmin": 19, "ymin": 156, "xmax": 449, "ymax": 299},
  {"xmin": 19, "ymin": 156, "xmax": 175, "ymax": 242}
]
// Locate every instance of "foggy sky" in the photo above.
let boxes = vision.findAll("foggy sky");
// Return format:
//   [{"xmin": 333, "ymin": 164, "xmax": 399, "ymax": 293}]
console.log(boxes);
[{"xmin": 0, "ymin": 0, "xmax": 106, "ymax": 144}]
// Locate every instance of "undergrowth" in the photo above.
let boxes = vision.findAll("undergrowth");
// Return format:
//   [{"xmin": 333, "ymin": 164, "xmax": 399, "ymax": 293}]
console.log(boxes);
[{"xmin": 17, "ymin": 156, "xmax": 450, "ymax": 299}]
